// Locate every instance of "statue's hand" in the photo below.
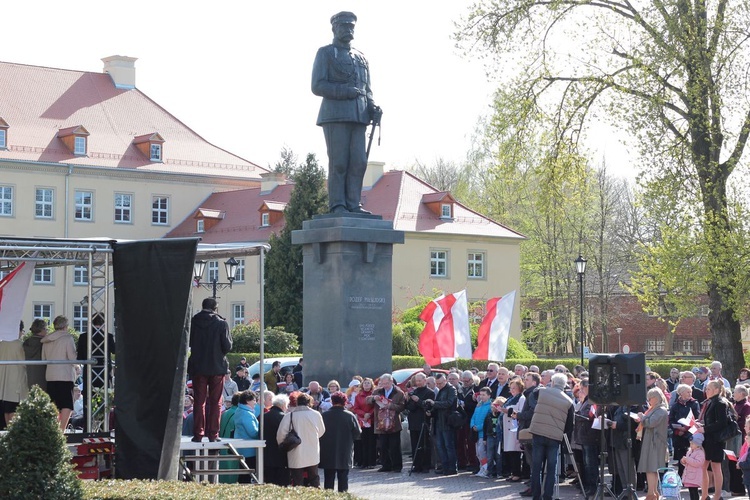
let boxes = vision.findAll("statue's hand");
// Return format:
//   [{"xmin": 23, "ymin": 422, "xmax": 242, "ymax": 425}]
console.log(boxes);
[
  {"xmin": 370, "ymin": 105, "xmax": 383, "ymax": 125},
  {"xmin": 346, "ymin": 87, "xmax": 361, "ymax": 99}
]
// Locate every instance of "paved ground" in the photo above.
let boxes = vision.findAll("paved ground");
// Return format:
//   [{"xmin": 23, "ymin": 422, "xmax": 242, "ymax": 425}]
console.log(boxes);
[
  {"xmin": 345, "ymin": 460, "xmax": 587, "ymax": 500},
  {"xmin": 343, "ymin": 460, "xmax": 748, "ymax": 500}
]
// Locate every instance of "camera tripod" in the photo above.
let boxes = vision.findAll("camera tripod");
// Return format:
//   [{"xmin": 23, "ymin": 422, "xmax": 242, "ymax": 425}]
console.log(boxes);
[
  {"xmin": 593, "ymin": 412, "xmax": 616, "ymax": 500},
  {"xmin": 408, "ymin": 418, "xmax": 430, "ymax": 476}
]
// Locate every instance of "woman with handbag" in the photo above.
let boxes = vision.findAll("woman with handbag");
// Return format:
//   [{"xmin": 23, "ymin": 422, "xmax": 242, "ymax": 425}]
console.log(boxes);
[
  {"xmin": 276, "ymin": 391, "xmax": 325, "ymax": 487},
  {"xmin": 696, "ymin": 380, "xmax": 730, "ymax": 500}
]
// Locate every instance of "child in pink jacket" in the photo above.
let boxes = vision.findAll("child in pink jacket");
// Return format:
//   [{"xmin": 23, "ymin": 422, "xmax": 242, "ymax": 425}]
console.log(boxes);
[{"xmin": 680, "ymin": 433, "xmax": 705, "ymax": 500}]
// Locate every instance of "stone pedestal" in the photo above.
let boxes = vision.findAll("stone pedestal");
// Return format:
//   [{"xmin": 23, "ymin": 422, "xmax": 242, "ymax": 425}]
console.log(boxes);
[{"xmin": 291, "ymin": 215, "xmax": 404, "ymax": 387}]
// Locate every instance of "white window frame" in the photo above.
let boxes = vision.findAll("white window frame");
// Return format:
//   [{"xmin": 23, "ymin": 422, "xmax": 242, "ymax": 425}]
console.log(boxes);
[
  {"xmin": 150, "ymin": 143, "xmax": 162, "ymax": 161},
  {"xmin": 232, "ymin": 303, "xmax": 245, "ymax": 326},
  {"xmin": 235, "ymin": 259, "xmax": 246, "ymax": 283},
  {"xmin": 196, "ymin": 220, "xmax": 205, "ymax": 233},
  {"xmin": 114, "ymin": 193, "xmax": 133, "ymax": 224},
  {"xmin": 261, "ymin": 212, "xmax": 270, "ymax": 227},
  {"xmin": 683, "ymin": 340, "xmax": 694, "ymax": 352},
  {"xmin": 74, "ymin": 136, "xmax": 86, "ymax": 155},
  {"xmin": 646, "ymin": 339, "xmax": 656, "ymax": 352},
  {"xmin": 440, "ymin": 203, "xmax": 452, "ymax": 218},
  {"xmin": 73, "ymin": 265, "xmax": 88, "ymax": 286},
  {"xmin": 208, "ymin": 261, "xmax": 219, "ymax": 283},
  {"xmin": 700, "ymin": 339, "xmax": 711, "ymax": 352},
  {"xmin": 151, "ymin": 196, "xmax": 169, "ymax": 225},
  {"xmin": 430, "ymin": 249, "xmax": 449, "ymax": 278},
  {"xmin": 467, "ymin": 251, "xmax": 485, "ymax": 279},
  {"xmin": 33, "ymin": 303, "xmax": 53, "ymax": 323},
  {"xmin": 0, "ymin": 185, "xmax": 13, "ymax": 216},
  {"xmin": 0, "ymin": 129, "xmax": 6, "ymax": 149},
  {"xmin": 73, "ymin": 304, "xmax": 88, "ymax": 333},
  {"xmin": 34, "ymin": 267, "xmax": 53, "ymax": 284},
  {"xmin": 35, "ymin": 188, "xmax": 54, "ymax": 219},
  {"xmin": 75, "ymin": 190, "xmax": 93, "ymax": 221}
]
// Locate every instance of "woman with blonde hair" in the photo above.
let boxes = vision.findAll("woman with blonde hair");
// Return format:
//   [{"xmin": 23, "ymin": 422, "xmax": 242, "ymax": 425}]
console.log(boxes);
[
  {"xmin": 637, "ymin": 387, "xmax": 669, "ymax": 500},
  {"xmin": 41, "ymin": 315, "xmax": 77, "ymax": 430}
]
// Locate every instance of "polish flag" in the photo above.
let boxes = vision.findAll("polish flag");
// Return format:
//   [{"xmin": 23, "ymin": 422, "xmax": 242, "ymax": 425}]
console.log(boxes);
[
  {"xmin": 418, "ymin": 290, "xmax": 472, "ymax": 366},
  {"xmin": 473, "ymin": 290, "xmax": 517, "ymax": 361},
  {"xmin": 0, "ymin": 262, "xmax": 36, "ymax": 341}
]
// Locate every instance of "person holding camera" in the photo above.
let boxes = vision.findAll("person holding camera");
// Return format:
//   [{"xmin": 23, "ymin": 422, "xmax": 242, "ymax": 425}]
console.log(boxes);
[
  {"xmin": 405, "ymin": 372, "xmax": 433, "ymax": 472},
  {"xmin": 425, "ymin": 373, "xmax": 459, "ymax": 475},
  {"xmin": 367, "ymin": 373, "xmax": 406, "ymax": 473}
]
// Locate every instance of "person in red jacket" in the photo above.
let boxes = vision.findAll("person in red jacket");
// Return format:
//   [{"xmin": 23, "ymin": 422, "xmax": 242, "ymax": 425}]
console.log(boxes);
[{"xmin": 352, "ymin": 377, "xmax": 376, "ymax": 468}]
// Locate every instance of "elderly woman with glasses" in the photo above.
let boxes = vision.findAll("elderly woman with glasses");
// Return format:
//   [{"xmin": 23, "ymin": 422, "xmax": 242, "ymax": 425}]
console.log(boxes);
[{"xmin": 669, "ymin": 384, "xmax": 700, "ymax": 476}]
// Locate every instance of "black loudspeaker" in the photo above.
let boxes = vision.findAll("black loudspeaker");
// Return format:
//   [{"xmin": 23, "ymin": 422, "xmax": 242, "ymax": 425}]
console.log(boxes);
[{"xmin": 588, "ymin": 353, "xmax": 646, "ymax": 405}]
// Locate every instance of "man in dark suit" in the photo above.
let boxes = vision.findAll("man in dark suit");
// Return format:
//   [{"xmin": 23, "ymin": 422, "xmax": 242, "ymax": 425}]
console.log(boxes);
[
  {"xmin": 311, "ymin": 11, "xmax": 382, "ymax": 214},
  {"xmin": 264, "ymin": 394, "xmax": 290, "ymax": 486},
  {"xmin": 479, "ymin": 363, "xmax": 512, "ymax": 399},
  {"xmin": 405, "ymin": 372, "xmax": 433, "ymax": 472}
]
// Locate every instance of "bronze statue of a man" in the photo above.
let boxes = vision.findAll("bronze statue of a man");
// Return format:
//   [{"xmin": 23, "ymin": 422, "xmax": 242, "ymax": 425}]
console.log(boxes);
[{"xmin": 312, "ymin": 11, "xmax": 382, "ymax": 214}]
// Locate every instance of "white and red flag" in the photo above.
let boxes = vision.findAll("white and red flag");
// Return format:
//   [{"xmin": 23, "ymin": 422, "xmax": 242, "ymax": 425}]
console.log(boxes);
[
  {"xmin": 0, "ymin": 262, "xmax": 36, "ymax": 341},
  {"xmin": 473, "ymin": 290, "xmax": 517, "ymax": 361},
  {"xmin": 418, "ymin": 290, "xmax": 472, "ymax": 366}
]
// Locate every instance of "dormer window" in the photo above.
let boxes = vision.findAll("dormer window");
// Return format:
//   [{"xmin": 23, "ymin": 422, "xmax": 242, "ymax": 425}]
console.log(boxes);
[
  {"xmin": 0, "ymin": 118, "xmax": 8, "ymax": 149},
  {"xmin": 57, "ymin": 125, "xmax": 90, "ymax": 156},
  {"xmin": 258, "ymin": 200, "xmax": 287, "ymax": 227},
  {"xmin": 150, "ymin": 143, "xmax": 162, "ymax": 161},
  {"xmin": 192, "ymin": 208, "xmax": 224, "ymax": 233},
  {"xmin": 261, "ymin": 212, "xmax": 270, "ymax": 227},
  {"xmin": 196, "ymin": 220, "xmax": 205, "ymax": 233},
  {"xmin": 422, "ymin": 191, "xmax": 456, "ymax": 220},
  {"xmin": 133, "ymin": 133, "xmax": 165, "ymax": 162}
]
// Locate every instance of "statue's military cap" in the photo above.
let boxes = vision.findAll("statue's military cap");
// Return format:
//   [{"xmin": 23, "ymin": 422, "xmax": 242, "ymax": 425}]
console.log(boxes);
[{"xmin": 331, "ymin": 11, "xmax": 357, "ymax": 25}]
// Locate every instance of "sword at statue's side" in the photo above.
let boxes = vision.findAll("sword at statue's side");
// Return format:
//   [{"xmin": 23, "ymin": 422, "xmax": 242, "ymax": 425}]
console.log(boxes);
[{"xmin": 366, "ymin": 106, "xmax": 383, "ymax": 160}]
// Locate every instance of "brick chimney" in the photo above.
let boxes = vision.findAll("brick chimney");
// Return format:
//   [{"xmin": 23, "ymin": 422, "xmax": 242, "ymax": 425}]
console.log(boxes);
[
  {"xmin": 260, "ymin": 172, "xmax": 288, "ymax": 194},
  {"xmin": 102, "ymin": 55, "xmax": 137, "ymax": 89},
  {"xmin": 362, "ymin": 161, "xmax": 385, "ymax": 190}
]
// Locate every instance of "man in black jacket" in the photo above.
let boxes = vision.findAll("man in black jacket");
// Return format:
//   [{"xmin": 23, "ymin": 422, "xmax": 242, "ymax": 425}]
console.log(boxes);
[
  {"xmin": 189, "ymin": 298, "xmax": 232, "ymax": 443},
  {"xmin": 426, "ymin": 373, "xmax": 458, "ymax": 475},
  {"xmin": 405, "ymin": 372, "xmax": 433, "ymax": 472},
  {"xmin": 264, "ymin": 394, "xmax": 290, "ymax": 486}
]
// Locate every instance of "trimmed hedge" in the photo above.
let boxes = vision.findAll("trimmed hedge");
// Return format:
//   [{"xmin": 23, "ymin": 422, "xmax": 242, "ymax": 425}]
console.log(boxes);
[
  {"xmin": 82, "ymin": 481, "xmax": 361, "ymax": 499},
  {"xmin": 227, "ymin": 353, "xmax": 712, "ymax": 380}
]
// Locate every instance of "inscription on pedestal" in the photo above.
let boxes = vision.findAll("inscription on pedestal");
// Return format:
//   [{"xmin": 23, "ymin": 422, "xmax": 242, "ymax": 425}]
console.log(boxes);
[
  {"xmin": 348, "ymin": 296, "xmax": 386, "ymax": 310},
  {"xmin": 359, "ymin": 323, "xmax": 376, "ymax": 341}
]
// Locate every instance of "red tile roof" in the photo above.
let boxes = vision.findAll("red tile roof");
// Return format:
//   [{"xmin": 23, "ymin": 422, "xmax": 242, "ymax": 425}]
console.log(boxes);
[
  {"xmin": 167, "ymin": 170, "xmax": 525, "ymax": 243},
  {"xmin": 0, "ymin": 61, "xmax": 266, "ymax": 179}
]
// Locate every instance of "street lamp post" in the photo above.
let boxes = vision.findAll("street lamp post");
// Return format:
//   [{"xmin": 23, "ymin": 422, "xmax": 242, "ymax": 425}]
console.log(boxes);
[
  {"xmin": 193, "ymin": 257, "xmax": 240, "ymax": 299},
  {"xmin": 616, "ymin": 327, "xmax": 623, "ymax": 353},
  {"xmin": 575, "ymin": 255, "xmax": 587, "ymax": 366}
]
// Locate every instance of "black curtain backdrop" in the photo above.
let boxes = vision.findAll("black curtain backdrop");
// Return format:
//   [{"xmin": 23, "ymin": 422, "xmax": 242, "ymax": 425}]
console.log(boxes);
[{"xmin": 113, "ymin": 238, "xmax": 198, "ymax": 479}]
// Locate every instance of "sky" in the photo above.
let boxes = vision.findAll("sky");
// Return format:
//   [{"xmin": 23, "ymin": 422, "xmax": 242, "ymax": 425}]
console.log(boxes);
[{"xmin": 2, "ymin": 1, "xmax": 630, "ymax": 174}]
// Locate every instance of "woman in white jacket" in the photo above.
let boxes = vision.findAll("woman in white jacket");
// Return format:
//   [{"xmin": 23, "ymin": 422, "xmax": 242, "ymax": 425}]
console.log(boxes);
[
  {"xmin": 41, "ymin": 315, "xmax": 77, "ymax": 430},
  {"xmin": 277, "ymin": 391, "xmax": 325, "ymax": 487}
]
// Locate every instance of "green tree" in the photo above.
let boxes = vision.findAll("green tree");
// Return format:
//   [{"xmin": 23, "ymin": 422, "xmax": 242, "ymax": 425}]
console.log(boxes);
[
  {"xmin": 457, "ymin": 0, "xmax": 750, "ymax": 377},
  {"xmin": 264, "ymin": 153, "xmax": 327, "ymax": 341},
  {"xmin": 0, "ymin": 386, "xmax": 83, "ymax": 499},
  {"xmin": 273, "ymin": 146, "xmax": 298, "ymax": 177}
]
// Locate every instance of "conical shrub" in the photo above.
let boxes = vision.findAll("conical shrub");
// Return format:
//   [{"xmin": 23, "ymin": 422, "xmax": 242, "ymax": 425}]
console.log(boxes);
[{"xmin": 0, "ymin": 386, "xmax": 83, "ymax": 499}]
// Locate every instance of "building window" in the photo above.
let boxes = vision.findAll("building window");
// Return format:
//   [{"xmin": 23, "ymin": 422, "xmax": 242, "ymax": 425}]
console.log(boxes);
[
  {"xmin": 152, "ymin": 196, "xmax": 168, "ymax": 225},
  {"xmin": 34, "ymin": 268, "xmax": 53, "ymax": 284},
  {"xmin": 35, "ymin": 188, "xmax": 54, "ymax": 218},
  {"xmin": 196, "ymin": 220, "xmax": 204, "ymax": 233},
  {"xmin": 0, "ymin": 186, "xmax": 13, "ymax": 216},
  {"xmin": 232, "ymin": 303, "xmax": 245, "ymax": 326},
  {"xmin": 261, "ymin": 212, "xmax": 270, "ymax": 227},
  {"xmin": 700, "ymin": 339, "xmax": 711, "ymax": 352},
  {"xmin": 74, "ymin": 136, "xmax": 86, "ymax": 155},
  {"xmin": 208, "ymin": 261, "xmax": 219, "ymax": 283},
  {"xmin": 114, "ymin": 193, "xmax": 132, "ymax": 223},
  {"xmin": 235, "ymin": 259, "xmax": 246, "ymax": 283},
  {"xmin": 646, "ymin": 339, "xmax": 656, "ymax": 352},
  {"xmin": 75, "ymin": 190, "xmax": 93, "ymax": 221},
  {"xmin": 441, "ymin": 204, "xmax": 452, "ymax": 218},
  {"xmin": 73, "ymin": 304, "xmax": 88, "ymax": 333},
  {"xmin": 430, "ymin": 250, "xmax": 448, "ymax": 277},
  {"xmin": 683, "ymin": 340, "xmax": 694, "ymax": 352},
  {"xmin": 0, "ymin": 129, "xmax": 6, "ymax": 149},
  {"xmin": 697, "ymin": 304, "xmax": 710, "ymax": 317},
  {"xmin": 74, "ymin": 266, "xmax": 88, "ymax": 285},
  {"xmin": 150, "ymin": 143, "xmax": 162, "ymax": 161},
  {"xmin": 467, "ymin": 252, "xmax": 485, "ymax": 279},
  {"xmin": 33, "ymin": 304, "xmax": 53, "ymax": 323},
  {"xmin": 656, "ymin": 339, "xmax": 665, "ymax": 352}
]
